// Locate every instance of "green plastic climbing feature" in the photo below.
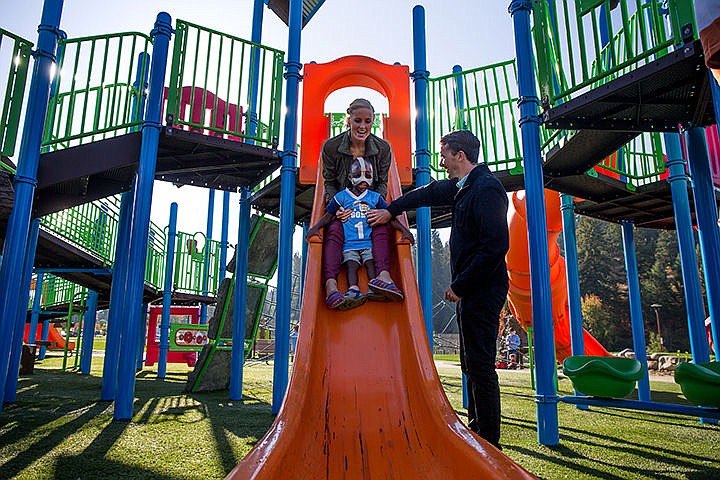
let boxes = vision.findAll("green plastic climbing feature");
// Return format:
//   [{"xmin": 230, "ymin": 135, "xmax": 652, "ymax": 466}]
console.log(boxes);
[
  {"xmin": 674, "ymin": 362, "xmax": 720, "ymax": 409},
  {"xmin": 563, "ymin": 355, "xmax": 644, "ymax": 399}
]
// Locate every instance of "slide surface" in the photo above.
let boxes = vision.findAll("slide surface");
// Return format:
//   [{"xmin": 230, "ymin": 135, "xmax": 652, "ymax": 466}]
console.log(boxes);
[
  {"xmin": 24, "ymin": 323, "xmax": 74, "ymax": 350},
  {"xmin": 506, "ymin": 189, "xmax": 610, "ymax": 360},
  {"xmin": 227, "ymin": 164, "xmax": 535, "ymax": 479}
]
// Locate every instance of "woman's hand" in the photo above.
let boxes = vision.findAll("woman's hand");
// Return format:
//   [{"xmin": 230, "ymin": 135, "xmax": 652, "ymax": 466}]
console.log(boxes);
[{"xmin": 336, "ymin": 206, "xmax": 352, "ymax": 222}]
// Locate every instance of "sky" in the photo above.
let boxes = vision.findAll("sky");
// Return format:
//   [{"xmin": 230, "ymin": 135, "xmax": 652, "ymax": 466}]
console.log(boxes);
[{"xmin": 1, "ymin": 0, "xmax": 518, "ymax": 256}]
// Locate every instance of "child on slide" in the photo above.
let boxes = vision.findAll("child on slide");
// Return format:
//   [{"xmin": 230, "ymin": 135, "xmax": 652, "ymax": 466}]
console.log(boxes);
[{"xmin": 306, "ymin": 157, "xmax": 414, "ymax": 310}]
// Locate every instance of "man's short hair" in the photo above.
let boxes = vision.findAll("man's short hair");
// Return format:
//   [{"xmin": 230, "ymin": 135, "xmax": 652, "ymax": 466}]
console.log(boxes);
[{"xmin": 440, "ymin": 130, "xmax": 481, "ymax": 164}]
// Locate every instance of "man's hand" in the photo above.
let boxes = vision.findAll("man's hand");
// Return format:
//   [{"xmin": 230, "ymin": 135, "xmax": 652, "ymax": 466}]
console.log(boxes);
[
  {"xmin": 400, "ymin": 229, "xmax": 415, "ymax": 245},
  {"xmin": 367, "ymin": 208, "xmax": 392, "ymax": 226},
  {"xmin": 336, "ymin": 206, "xmax": 351, "ymax": 222},
  {"xmin": 444, "ymin": 286, "xmax": 460, "ymax": 303}
]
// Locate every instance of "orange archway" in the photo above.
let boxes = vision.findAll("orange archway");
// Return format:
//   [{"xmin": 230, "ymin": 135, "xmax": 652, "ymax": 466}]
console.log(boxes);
[{"xmin": 299, "ymin": 55, "xmax": 412, "ymax": 186}]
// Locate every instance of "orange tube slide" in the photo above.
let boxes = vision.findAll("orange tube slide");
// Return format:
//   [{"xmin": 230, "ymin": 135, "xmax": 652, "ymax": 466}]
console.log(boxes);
[
  {"xmin": 227, "ymin": 163, "xmax": 535, "ymax": 479},
  {"xmin": 506, "ymin": 189, "xmax": 610, "ymax": 361}
]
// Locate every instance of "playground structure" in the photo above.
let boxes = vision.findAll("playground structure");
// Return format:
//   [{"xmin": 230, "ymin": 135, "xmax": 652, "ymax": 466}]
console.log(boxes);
[{"xmin": 0, "ymin": 0, "xmax": 718, "ymax": 477}]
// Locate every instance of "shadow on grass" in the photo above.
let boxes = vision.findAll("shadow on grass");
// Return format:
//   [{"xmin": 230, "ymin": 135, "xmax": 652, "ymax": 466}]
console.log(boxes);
[{"xmin": 53, "ymin": 455, "xmax": 176, "ymax": 480}]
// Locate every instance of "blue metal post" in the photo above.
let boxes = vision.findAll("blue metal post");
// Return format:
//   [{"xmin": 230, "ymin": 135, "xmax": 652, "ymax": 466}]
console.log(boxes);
[
  {"xmin": 102, "ymin": 52, "xmax": 149, "ymax": 401},
  {"xmin": 201, "ymin": 189, "xmax": 215, "ymax": 324},
  {"xmin": 115, "ymin": 12, "xmax": 173, "ymax": 420},
  {"xmin": 219, "ymin": 191, "xmax": 231, "ymax": 279},
  {"xmin": 412, "ymin": 5, "xmax": 434, "ymax": 348},
  {"xmin": 510, "ymin": 0, "xmax": 559, "ymax": 445},
  {"xmin": 0, "ymin": 0, "xmax": 64, "ymax": 412},
  {"xmin": 4, "ymin": 219, "xmax": 41, "ymax": 403},
  {"xmin": 272, "ymin": 0, "xmax": 301, "ymax": 414},
  {"xmin": 685, "ymin": 125, "xmax": 720, "ymax": 356},
  {"xmin": 102, "ymin": 191, "xmax": 132, "ymax": 401},
  {"xmin": 560, "ymin": 194, "xmax": 588, "ymax": 409},
  {"xmin": 452, "ymin": 65, "xmax": 467, "ymax": 129},
  {"xmin": 136, "ymin": 303, "xmax": 148, "ymax": 370},
  {"xmin": 79, "ymin": 291, "xmax": 99, "ymax": 375},
  {"xmin": 560, "ymin": 195, "xmax": 584, "ymax": 355},
  {"xmin": 158, "ymin": 202, "xmax": 178, "ymax": 378},
  {"xmin": 461, "ymin": 373, "xmax": 468, "ymax": 409},
  {"xmin": 38, "ymin": 320, "xmax": 50, "ymax": 360},
  {"xmin": 28, "ymin": 273, "xmax": 45, "ymax": 345},
  {"xmin": 230, "ymin": 187, "xmax": 251, "ymax": 400},
  {"xmin": 621, "ymin": 221, "xmax": 651, "ymax": 401},
  {"xmin": 663, "ymin": 133, "xmax": 710, "ymax": 363},
  {"xmin": 247, "ymin": 0, "xmax": 265, "ymax": 139}
]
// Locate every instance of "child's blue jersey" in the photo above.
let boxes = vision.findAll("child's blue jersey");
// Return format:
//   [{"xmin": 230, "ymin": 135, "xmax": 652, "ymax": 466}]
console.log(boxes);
[{"xmin": 326, "ymin": 188, "xmax": 389, "ymax": 252}]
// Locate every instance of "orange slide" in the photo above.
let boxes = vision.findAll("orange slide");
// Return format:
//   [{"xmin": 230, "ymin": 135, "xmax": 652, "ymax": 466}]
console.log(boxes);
[
  {"xmin": 506, "ymin": 189, "xmax": 610, "ymax": 360},
  {"xmin": 24, "ymin": 323, "xmax": 75, "ymax": 350},
  {"xmin": 227, "ymin": 164, "xmax": 535, "ymax": 478}
]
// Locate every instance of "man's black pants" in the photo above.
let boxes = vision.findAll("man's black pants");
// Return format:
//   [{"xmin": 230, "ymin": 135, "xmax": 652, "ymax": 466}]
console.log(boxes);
[{"xmin": 457, "ymin": 291, "xmax": 505, "ymax": 448}]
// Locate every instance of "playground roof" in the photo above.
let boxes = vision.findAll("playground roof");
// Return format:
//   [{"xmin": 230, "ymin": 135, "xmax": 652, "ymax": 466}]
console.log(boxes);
[{"xmin": 266, "ymin": 0, "xmax": 326, "ymax": 28}]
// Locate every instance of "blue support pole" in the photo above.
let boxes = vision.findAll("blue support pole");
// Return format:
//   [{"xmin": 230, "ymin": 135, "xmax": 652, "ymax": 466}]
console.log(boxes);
[
  {"xmin": 411, "ymin": 5, "xmax": 434, "ymax": 348},
  {"xmin": 4, "ymin": 219, "xmax": 41, "ymax": 403},
  {"xmin": 115, "ymin": 12, "xmax": 173, "ymax": 421},
  {"xmin": 102, "ymin": 191, "xmax": 133, "ymax": 401},
  {"xmin": 102, "ymin": 52, "xmax": 149, "ymax": 401},
  {"xmin": 136, "ymin": 303, "xmax": 148, "ymax": 370},
  {"xmin": 452, "ymin": 65, "xmax": 467, "ymax": 129},
  {"xmin": 247, "ymin": 0, "xmax": 265, "ymax": 139},
  {"xmin": 230, "ymin": 187, "xmax": 251, "ymax": 401},
  {"xmin": 510, "ymin": 0, "xmax": 559, "ymax": 445},
  {"xmin": 38, "ymin": 320, "xmax": 50, "ymax": 360},
  {"xmin": 560, "ymin": 195, "xmax": 584, "ymax": 355},
  {"xmin": 0, "ymin": 0, "xmax": 64, "ymax": 413},
  {"xmin": 158, "ymin": 202, "xmax": 178, "ymax": 378},
  {"xmin": 685, "ymin": 126, "xmax": 720, "ymax": 356},
  {"xmin": 219, "ymin": 191, "xmax": 231, "ymax": 279},
  {"xmin": 663, "ymin": 133, "xmax": 710, "ymax": 363},
  {"xmin": 79, "ymin": 291, "xmax": 99, "ymax": 375},
  {"xmin": 461, "ymin": 373, "xmax": 468, "ymax": 409},
  {"xmin": 201, "ymin": 189, "xmax": 215, "ymax": 324},
  {"xmin": 28, "ymin": 272, "xmax": 45, "ymax": 345},
  {"xmin": 621, "ymin": 221, "xmax": 651, "ymax": 401},
  {"xmin": 560, "ymin": 194, "xmax": 588, "ymax": 409},
  {"xmin": 272, "ymin": 0, "xmax": 302, "ymax": 414}
]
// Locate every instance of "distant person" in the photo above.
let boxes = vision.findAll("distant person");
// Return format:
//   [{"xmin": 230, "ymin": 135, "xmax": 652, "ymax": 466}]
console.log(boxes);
[
  {"xmin": 506, "ymin": 328, "xmax": 521, "ymax": 368},
  {"xmin": 289, "ymin": 325, "xmax": 298, "ymax": 361},
  {"xmin": 696, "ymin": 0, "xmax": 720, "ymax": 85},
  {"xmin": 320, "ymin": 98, "xmax": 403, "ymax": 309},
  {"xmin": 368, "ymin": 130, "xmax": 509, "ymax": 449},
  {"xmin": 307, "ymin": 158, "xmax": 414, "ymax": 310}
]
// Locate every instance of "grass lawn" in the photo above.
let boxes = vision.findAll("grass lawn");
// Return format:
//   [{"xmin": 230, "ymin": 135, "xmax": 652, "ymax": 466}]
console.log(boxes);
[{"xmin": 1, "ymin": 352, "xmax": 719, "ymax": 479}]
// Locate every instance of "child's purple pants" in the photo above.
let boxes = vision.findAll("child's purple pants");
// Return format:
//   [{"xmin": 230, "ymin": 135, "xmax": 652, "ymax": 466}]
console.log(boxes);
[{"xmin": 321, "ymin": 218, "xmax": 392, "ymax": 284}]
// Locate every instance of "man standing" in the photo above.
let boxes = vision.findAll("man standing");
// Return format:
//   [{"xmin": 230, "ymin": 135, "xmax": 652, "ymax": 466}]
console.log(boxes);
[{"xmin": 367, "ymin": 130, "xmax": 509, "ymax": 449}]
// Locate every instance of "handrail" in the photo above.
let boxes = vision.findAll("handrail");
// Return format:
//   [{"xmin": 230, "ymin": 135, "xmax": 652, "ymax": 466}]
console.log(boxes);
[{"xmin": 0, "ymin": 28, "xmax": 33, "ymax": 161}]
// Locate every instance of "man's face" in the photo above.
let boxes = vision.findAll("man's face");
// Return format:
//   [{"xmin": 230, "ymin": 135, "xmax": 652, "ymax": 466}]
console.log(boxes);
[{"xmin": 440, "ymin": 144, "xmax": 463, "ymax": 179}]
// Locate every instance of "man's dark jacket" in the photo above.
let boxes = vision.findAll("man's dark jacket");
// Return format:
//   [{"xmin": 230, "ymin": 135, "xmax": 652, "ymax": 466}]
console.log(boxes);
[{"xmin": 386, "ymin": 163, "xmax": 509, "ymax": 298}]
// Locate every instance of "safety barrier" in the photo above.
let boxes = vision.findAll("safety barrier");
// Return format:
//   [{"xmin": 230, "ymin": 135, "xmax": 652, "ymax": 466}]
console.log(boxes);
[
  {"xmin": 166, "ymin": 20, "xmax": 284, "ymax": 146},
  {"xmin": 173, "ymin": 231, "xmax": 222, "ymax": 296},
  {"xmin": 0, "ymin": 29, "xmax": 33, "ymax": 162},
  {"xmin": 532, "ymin": 0, "xmax": 695, "ymax": 107},
  {"xmin": 41, "ymin": 32, "xmax": 152, "ymax": 151}
]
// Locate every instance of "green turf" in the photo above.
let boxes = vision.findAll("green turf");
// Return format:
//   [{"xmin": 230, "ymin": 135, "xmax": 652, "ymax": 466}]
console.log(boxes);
[{"xmin": 1, "ymin": 354, "xmax": 719, "ymax": 479}]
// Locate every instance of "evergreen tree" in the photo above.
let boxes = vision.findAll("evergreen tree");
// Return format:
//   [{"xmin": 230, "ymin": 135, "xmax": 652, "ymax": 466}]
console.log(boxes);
[{"xmin": 430, "ymin": 229, "xmax": 456, "ymax": 334}]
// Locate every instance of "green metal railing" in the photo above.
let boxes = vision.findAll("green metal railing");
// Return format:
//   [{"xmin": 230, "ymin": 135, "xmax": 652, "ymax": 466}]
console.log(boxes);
[
  {"xmin": 34, "ymin": 274, "xmax": 86, "ymax": 308},
  {"xmin": 166, "ymin": 20, "xmax": 284, "ymax": 146},
  {"xmin": 0, "ymin": 29, "xmax": 33, "ymax": 162},
  {"xmin": 42, "ymin": 32, "xmax": 152, "ymax": 151},
  {"xmin": 145, "ymin": 221, "xmax": 167, "ymax": 290},
  {"xmin": 427, "ymin": 61, "xmax": 524, "ymax": 180},
  {"xmin": 173, "ymin": 231, "xmax": 222, "ymax": 295},
  {"xmin": 533, "ymin": 0, "xmax": 696, "ymax": 107},
  {"xmin": 39, "ymin": 196, "xmax": 121, "ymax": 265},
  {"xmin": 591, "ymin": 132, "xmax": 666, "ymax": 189}
]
